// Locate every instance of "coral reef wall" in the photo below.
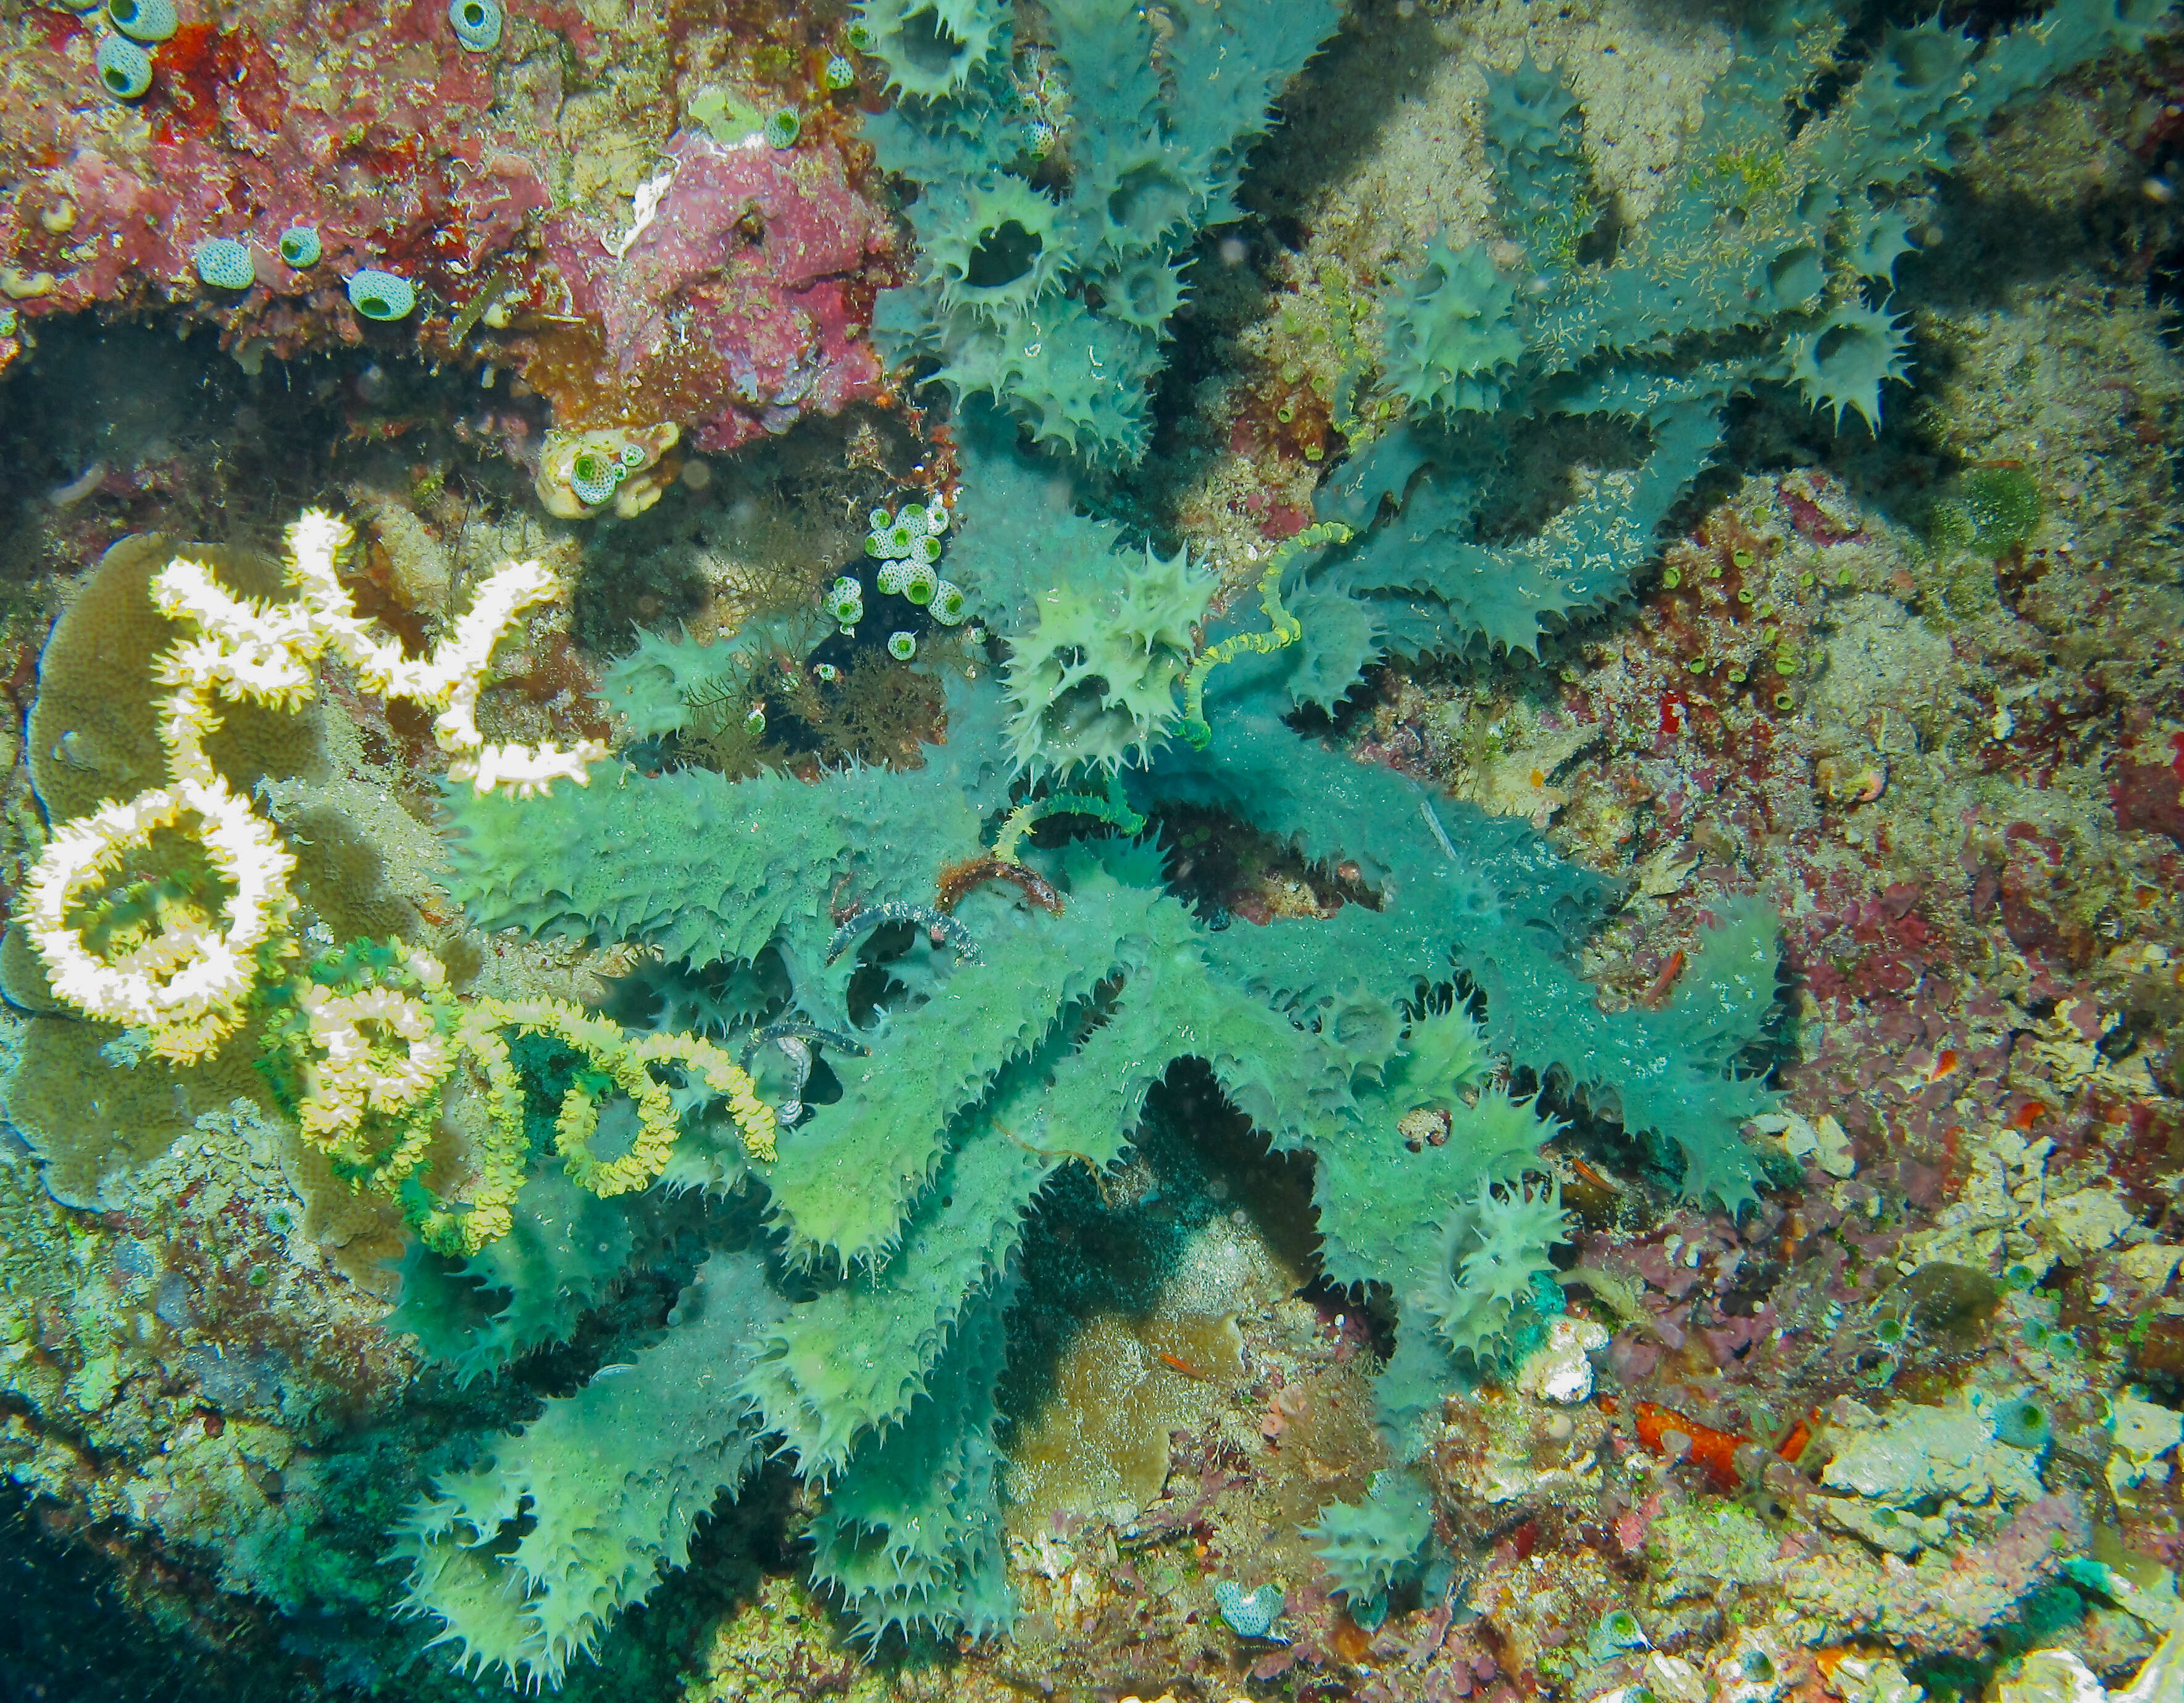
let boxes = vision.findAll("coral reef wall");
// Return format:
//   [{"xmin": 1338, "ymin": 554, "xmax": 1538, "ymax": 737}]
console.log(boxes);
[{"xmin": 1, "ymin": 1, "xmax": 2183, "ymax": 1701}]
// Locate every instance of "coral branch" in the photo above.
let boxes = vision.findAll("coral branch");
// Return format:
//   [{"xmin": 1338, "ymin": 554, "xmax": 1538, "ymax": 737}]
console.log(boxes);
[{"xmin": 20, "ymin": 508, "xmax": 606, "ymax": 1063}]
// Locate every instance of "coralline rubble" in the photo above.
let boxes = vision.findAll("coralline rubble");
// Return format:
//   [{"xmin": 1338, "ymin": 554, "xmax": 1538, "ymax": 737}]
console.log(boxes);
[
  {"xmin": 0, "ymin": 1, "xmax": 897, "ymax": 459},
  {"xmin": 540, "ymin": 130, "xmax": 893, "ymax": 454}
]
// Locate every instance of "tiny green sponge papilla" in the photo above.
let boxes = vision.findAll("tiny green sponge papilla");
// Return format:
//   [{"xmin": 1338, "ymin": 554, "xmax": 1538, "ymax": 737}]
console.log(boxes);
[{"xmin": 1003, "ymin": 538, "xmax": 1216, "ymax": 774}]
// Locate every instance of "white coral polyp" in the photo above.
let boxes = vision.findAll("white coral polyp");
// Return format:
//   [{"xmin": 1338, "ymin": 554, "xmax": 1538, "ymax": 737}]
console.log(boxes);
[{"xmin": 23, "ymin": 777, "xmax": 295, "ymax": 1061}]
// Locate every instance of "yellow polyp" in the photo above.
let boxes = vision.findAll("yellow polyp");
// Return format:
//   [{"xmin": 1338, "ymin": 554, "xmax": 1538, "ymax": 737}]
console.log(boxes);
[{"xmin": 1178, "ymin": 521, "xmax": 1352, "ymax": 748}]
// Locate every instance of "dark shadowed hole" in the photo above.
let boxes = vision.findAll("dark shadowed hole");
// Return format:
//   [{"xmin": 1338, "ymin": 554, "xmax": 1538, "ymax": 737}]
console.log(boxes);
[
  {"xmin": 966, "ymin": 219, "xmax": 1042, "ymax": 290},
  {"xmin": 896, "ymin": 7, "xmax": 970, "ymax": 78}
]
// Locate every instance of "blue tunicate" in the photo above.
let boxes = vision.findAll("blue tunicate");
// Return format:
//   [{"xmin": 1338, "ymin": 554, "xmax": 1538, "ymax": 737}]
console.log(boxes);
[
  {"xmin": 448, "ymin": 0, "xmax": 503, "ymax": 52},
  {"xmin": 1993, "ymin": 1395, "xmax": 2052, "ymax": 1450},
  {"xmin": 193, "ymin": 238, "xmax": 256, "ymax": 291},
  {"xmin": 1213, "ymin": 1580, "xmax": 1284, "ymax": 1639},
  {"xmin": 346, "ymin": 269, "xmax": 416, "ymax": 320},
  {"xmin": 277, "ymin": 225, "xmax": 322, "ymax": 269},
  {"xmin": 106, "ymin": 0, "xmax": 177, "ymax": 42},
  {"xmin": 95, "ymin": 35, "xmax": 154, "ymax": 100},
  {"xmin": 763, "ymin": 109, "xmax": 801, "ymax": 149}
]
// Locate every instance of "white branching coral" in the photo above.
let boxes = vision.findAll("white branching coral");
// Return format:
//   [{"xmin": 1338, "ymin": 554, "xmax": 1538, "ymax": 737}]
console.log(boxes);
[
  {"xmin": 152, "ymin": 509, "xmax": 606, "ymax": 796},
  {"xmin": 21, "ymin": 509, "xmax": 608, "ymax": 1065}
]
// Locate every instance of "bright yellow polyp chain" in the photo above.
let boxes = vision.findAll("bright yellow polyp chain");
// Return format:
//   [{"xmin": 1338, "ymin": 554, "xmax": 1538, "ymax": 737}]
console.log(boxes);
[
  {"xmin": 496, "ymin": 998, "xmax": 779, "ymax": 1195},
  {"xmin": 1177, "ymin": 521, "xmax": 1352, "ymax": 749},
  {"xmin": 287, "ymin": 953, "xmax": 777, "ymax": 1255},
  {"xmin": 20, "ymin": 510, "xmax": 608, "ymax": 1065}
]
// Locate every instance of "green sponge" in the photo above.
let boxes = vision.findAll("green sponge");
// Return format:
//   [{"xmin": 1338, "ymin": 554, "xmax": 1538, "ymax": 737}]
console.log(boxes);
[{"xmin": 1003, "ymin": 540, "xmax": 1215, "ymax": 773}]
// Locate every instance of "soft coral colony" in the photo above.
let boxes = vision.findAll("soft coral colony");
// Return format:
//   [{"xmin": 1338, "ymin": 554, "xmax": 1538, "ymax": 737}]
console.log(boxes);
[{"xmin": 6, "ymin": 0, "xmax": 2179, "ymax": 1693}]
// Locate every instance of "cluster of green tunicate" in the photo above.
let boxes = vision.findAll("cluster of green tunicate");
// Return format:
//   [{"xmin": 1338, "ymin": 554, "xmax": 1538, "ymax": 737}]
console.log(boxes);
[
  {"xmin": 877, "ymin": 559, "xmax": 937, "ymax": 603},
  {"xmin": 568, "ymin": 443, "xmax": 648, "ymax": 509},
  {"xmin": 91, "ymin": 0, "xmax": 174, "ymax": 100},
  {"xmin": 879, "ymin": 558, "xmax": 971, "ymax": 623},
  {"xmin": 866, "ymin": 497, "xmax": 948, "ymax": 562},
  {"xmin": 867, "ymin": 498, "xmax": 968, "ymax": 623},
  {"xmin": 824, "ymin": 575, "xmax": 864, "ymax": 633}
]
